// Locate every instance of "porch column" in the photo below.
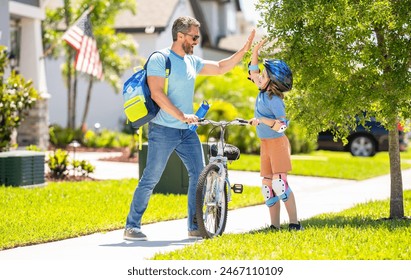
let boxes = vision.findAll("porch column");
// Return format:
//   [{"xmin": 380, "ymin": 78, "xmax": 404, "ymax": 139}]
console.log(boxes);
[{"xmin": 17, "ymin": 17, "xmax": 50, "ymax": 150}]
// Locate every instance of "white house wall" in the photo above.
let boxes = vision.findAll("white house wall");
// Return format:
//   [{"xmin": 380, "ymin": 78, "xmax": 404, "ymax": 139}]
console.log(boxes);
[
  {"xmin": 46, "ymin": 57, "xmax": 125, "ymax": 131},
  {"xmin": 20, "ymin": 17, "xmax": 48, "ymax": 96},
  {"xmin": 3, "ymin": 0, "xmax": 50, "ymax": 149},
  {"xmin": 199, "ymin": 0, "xmax": 238, "ymax": 45},
  {"xmin": 9, "ymin": 1, "xmax": 44, "ymax": 20},
  {"xmin": 0, "ymin": 0, "xmax": 10, "ymax": 46}
]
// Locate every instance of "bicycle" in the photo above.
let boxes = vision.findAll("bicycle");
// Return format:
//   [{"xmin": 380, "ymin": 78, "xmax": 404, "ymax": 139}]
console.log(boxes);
[{"xmin": 195, "ymin": 118, "xmax": 249, "ymax": 239}]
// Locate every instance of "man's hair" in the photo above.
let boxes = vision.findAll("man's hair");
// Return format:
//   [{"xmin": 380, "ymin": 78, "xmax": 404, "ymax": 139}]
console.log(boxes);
[{"xmin": 172, "ymin": 16, "xmax": 201, "ymax": 41}]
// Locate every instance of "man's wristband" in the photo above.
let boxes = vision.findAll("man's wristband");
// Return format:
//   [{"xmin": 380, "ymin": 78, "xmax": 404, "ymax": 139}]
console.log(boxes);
[{"xmin": 248, "ymin": 64, "xmax": 259, "ymax": 71}]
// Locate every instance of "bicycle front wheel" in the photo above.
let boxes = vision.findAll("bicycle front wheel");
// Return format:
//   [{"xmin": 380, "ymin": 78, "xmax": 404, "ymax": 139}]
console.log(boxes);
[{"xmin": 195, "ymin": 163, "xmax": 228, "ymax": 239}]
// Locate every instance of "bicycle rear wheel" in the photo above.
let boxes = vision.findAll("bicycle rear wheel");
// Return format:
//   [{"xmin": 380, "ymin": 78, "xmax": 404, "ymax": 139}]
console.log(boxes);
[{"xmin": 195, "ymin": 163, "xmax": 228, "ymax": 239}]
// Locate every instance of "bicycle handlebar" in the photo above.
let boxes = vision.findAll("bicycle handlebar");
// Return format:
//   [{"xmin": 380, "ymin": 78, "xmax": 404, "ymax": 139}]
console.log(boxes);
[{"xmin": 196, "ymin": 118, "xmax": 249, "ymax": 127}]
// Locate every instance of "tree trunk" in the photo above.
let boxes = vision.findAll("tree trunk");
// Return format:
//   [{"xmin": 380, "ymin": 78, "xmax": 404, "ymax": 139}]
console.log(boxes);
[
  {"xmin": 71, "ymin": 70, "xmax": 78, "ymax": 129},
  {"xmin": 80, "ymin": 78, "xmax": 94, "ymax": 130},
  {"xmin": 64, "ymin": 0, "xmax": 73, "ymax": 129},
  {"xmin": 388, "ymin": 122, "xmax": 404, "ymax": 219},
  {"xmin": 66, "ymin": 51, "xmax": 74, "ymax": 129}
]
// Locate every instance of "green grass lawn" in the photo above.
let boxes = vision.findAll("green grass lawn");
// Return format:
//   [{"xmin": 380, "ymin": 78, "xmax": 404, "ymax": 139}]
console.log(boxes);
[
  {"xmin": 1, "ymin": 149, "xmax": 410, "ymax": 255},
  {"xmin": 0, "ymin": 180, "xmax": 262, "ymax": 250},
  {"xmin": 151, "ymin": 191, "xmax": 411, "ymax": 260},
  {"xmin": 230, "ymin": 150, "xmax": 411, "ymax": 180}
]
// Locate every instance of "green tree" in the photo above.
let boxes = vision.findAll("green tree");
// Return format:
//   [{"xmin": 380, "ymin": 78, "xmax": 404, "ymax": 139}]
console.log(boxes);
[
  {"xmin": 195, "ymin": 66, "xmax": 261, "ymax": 153},
  {"xmin": 43, "ymin": 0, "xmax": 137, "ymax": 130},
  {"xmin": 256, "ymin": 0, "xmax": 411, "ymax": 218},
  {"xmin": 0, "ymin": 46, "xmax": 40, "ymax": 151},
  {"xmin": 195, "ymin": 65, "xmax": 316, "ymax": 154}
]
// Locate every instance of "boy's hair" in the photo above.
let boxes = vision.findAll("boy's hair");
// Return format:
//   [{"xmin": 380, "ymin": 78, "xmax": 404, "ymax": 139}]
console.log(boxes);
[
  {"xmin": 172, "ymin": 16, "xmax": 201, "ymax": 41},
  {"xmin": 266, "ymin": 83, "xmax": 285, "ymax": 100}
]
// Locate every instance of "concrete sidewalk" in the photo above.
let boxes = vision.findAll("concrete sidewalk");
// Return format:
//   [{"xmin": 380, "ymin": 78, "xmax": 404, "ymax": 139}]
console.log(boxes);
[{"xmin": 1, "ymin": 152, "xmax": 411, "ymax": 261}]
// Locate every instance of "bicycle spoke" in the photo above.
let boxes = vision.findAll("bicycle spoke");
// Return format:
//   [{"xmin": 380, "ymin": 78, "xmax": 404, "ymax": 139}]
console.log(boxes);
[{"xmin": 196, "ymin": 163, "xmax": 228, "ymax": 238}]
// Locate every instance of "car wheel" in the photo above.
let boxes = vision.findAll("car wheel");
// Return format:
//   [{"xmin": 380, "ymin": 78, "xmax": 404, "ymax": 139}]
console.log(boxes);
[{"xmin": 349, "ymin": 135, "xmax": 376, "ymax": 157}]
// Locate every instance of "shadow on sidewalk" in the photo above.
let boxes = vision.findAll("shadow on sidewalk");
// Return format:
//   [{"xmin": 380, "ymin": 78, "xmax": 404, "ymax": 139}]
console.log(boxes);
[{"xmin": 99, "ymin": 239, "xmax": 201, "ymax": 248}]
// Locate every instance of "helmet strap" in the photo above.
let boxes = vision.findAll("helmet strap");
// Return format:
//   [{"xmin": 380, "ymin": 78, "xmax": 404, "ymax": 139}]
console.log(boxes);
[{"xmin": 261, "ymin": 80, "xmax": 271, "ymax": 92}]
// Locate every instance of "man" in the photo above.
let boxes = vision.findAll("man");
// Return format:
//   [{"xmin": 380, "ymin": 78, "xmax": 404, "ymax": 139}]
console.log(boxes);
[{"xmin": 124, "ymin": 16, "xmax": 255, "ymax": 241}]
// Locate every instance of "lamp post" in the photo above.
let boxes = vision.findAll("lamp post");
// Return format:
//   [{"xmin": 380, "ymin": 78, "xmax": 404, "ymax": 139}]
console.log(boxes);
[
  {"xmin": 69, "ymin": 140, "xmax": 80, "ymax": 161},
  {"xmin": 69, "ymin": 140, "xmax": 81, "ymax": 176},
  {"xmin": 8, "ymin": 52, "xmax": 17, "ymax": 73},
  {"xmin": 94, "ymin": 122, "xmax": 101, "ymax": 135}
]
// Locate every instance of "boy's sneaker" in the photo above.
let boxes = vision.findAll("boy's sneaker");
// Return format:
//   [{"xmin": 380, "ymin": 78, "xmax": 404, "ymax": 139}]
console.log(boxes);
[
  {"xmin": 289, "ymin": 222, "xmax": 304, "ymax": 231},
  {"xmin": 123, "ymin": 228, "xmax": 147, "ymax": 241},
  {"xmin": 269, "ymin": 225, "xmax": 280, "ymax": 231},
  {"xmin": 188, "ymin": 230, "xmax": 203, "ymax": 239}
]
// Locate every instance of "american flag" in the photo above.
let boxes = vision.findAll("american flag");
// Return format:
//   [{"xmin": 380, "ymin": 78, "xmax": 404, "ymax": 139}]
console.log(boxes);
[{"xmin": 62, "ymin": 9, "xmax": 103, "ymax": 80}]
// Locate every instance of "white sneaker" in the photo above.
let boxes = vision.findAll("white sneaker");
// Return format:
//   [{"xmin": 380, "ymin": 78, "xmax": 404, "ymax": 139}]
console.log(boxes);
[{"xmin": 123, "ymin": 228, "xmax": 147, "ymax": 241}]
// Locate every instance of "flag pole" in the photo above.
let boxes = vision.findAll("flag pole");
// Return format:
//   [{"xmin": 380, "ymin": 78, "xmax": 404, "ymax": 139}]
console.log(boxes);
[{"xmin": 40, "ymin": 5, "xmax": 95, "ymax": 59}]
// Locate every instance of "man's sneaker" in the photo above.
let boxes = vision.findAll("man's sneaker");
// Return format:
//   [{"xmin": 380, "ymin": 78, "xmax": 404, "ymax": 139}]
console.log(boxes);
[
  {"xmin": 123, "ymin": 228, "xmax": 147, "ymax": 241},
  {"xmin": 188, "ymin": 230, "xmax": 203, "ymax": 239},
  {"xmin": 289, "ymin": 222, "xmax": 304, "ymax": 231}
]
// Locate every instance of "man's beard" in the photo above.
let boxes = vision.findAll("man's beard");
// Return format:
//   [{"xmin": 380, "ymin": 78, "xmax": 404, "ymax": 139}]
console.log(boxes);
[{"xmin": 182, "ymin": 42, "xmax": 194, "ymax": 55}]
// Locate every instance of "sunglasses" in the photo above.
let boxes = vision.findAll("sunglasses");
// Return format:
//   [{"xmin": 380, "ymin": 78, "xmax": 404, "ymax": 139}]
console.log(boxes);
[{"xmin": 182, "ymin": 32, "xmax": 200, "ymax": 42}]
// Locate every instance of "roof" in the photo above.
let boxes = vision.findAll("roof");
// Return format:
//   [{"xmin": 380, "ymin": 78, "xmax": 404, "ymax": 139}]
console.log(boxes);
[
  {"xmin": 115, "ymin": 0, "xmax": 179, "ymax": 32},
  {"xmin": 45, "ymin": 0, "xmax": 253, "ymax": 52}
]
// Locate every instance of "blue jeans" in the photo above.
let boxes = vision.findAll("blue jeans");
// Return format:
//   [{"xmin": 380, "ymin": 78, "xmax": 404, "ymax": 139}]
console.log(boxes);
[{"xmin": 125, "ymin": 122, "xmax": 205, "ymax": 231}]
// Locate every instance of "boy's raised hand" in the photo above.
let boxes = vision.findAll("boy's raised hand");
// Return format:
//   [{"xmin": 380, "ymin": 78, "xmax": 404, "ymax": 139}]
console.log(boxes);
[{"xmin": 253, "ymin": 38, "xmax": 268, "ymax": 55}]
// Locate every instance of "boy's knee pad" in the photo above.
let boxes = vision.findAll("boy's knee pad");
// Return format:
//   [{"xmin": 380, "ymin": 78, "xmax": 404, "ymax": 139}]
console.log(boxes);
[
  {"xmin": 261, "ymin": 185, "xmax": 279, "ymax": 207},
  {"xmin": 272, "ymin": 177, "xmax": 292, "ymax": 202}
]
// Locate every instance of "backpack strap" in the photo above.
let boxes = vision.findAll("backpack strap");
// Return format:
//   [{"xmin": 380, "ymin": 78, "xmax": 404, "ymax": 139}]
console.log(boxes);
[
  {"xmin": 144, "ymin": 51, "xmax": 171, "ymax": 94},
  {"xmin": 138, "ymin": 51, "xmax": 172, "ymax": 150}
]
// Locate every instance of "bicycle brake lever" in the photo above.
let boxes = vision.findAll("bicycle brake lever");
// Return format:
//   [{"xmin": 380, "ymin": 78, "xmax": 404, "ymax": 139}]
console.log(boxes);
[
  {"xmin": 235, "ymin": 118, "xmax": 249, "ymax": 125},
  {"xmin": 194, "ymin": 118, "xmax": 206, "ymax": 126}
]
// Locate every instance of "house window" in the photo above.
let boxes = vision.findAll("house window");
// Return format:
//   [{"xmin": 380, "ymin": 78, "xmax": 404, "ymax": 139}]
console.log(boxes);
[
  {"xmin": 9, "ymin": 18, "xmax": 20, "ymax": 72},
  {"xmin": 14, "ymin": 0, "xmax": 40, "ymax": 6}
]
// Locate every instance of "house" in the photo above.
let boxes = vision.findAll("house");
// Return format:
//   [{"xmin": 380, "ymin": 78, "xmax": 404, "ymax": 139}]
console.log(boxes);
[
  {"xmin": 45, "ymin": 0, "xmax": 258, "ymax": 132},
  {"xmin": 1, "ymin": 0, "xmax": 259, "ymax": 150},
  {"xmin": 0, "ymin": 0, "xmax": 49, "ymax": 150}
]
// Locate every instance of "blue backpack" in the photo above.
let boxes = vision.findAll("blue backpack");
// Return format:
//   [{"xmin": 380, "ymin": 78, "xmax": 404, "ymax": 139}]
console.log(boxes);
[{"xmin": 123, "ymin": 51, "xmax": 171, "ymax": 129}]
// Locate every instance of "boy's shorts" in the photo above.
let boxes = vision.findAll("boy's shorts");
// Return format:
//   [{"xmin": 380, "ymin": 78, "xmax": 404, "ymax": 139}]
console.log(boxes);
[{"xmin": 260, "ymin": 136, "xmax": 292, "ymax": 177}]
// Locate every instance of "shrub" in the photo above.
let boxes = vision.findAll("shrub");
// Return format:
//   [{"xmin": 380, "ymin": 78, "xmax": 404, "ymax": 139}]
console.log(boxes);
[
  {"xmin": 286, "ymin": 121, "xmax": 318, "ymax": 154},
  {"xmin": 49, "ymin": 124, "xmax": 83, "ymax": 148},
  {"xmin": 26, "ymin": 144, "xmax": 43, "ymax": 152},
  {"xmin": 47, "ymin": 149, "xmax": 95, "ymax": 179},
  {"xmin": 72, "ymin": 159, "xmax": 95, "ymax": 177},
  {"xmin": 82, "ymin": 129, "xmax": 132, "ymax": 148},
  {"xmin": 195, "ymin": 99, "xmax": 316, "ymax": 154},
  {"xmin": 47, "ymin": 149, "xmax": 70, "ymax": 179}
]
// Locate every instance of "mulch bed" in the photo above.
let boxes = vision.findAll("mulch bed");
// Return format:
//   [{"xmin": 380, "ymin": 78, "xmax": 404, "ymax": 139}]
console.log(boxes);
[
  {"xmin": 99, "ymin": 151, "xmax": 138, "ymax": 163},
  {"xmin": 54, "ymin": 146, "xmax": 139, "ymax": 163},
  {"xmin": 45, "ymin": 147, "xmax": 138, "ymax": 182},
  {"xmin": 45, "ymin": 173, "xmax": 99, "ymax": 182}
]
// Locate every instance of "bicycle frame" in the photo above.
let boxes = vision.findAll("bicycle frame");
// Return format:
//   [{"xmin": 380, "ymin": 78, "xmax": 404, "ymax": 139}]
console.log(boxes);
[{"xmin": 195, "ymin": 118, "xmax": 248, "ymax": 238}]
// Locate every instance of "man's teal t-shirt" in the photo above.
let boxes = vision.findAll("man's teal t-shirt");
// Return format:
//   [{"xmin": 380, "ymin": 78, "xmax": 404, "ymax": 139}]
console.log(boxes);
[{"xmin": 146, "ymin": 48, "xmax": 204, "ymax": 129}]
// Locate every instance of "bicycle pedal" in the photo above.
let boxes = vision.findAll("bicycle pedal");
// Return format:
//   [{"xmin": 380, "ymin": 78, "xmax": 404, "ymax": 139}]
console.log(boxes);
[{"xmin": 232, "ymin": 184, "xmax": 243, "ymax": 194}]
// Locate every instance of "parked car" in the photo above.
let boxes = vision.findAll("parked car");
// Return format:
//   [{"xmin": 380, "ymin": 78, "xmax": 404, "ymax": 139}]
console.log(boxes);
[{"xmin": 317, "ymin": 118, "xmax": 408, "ymax": 157}]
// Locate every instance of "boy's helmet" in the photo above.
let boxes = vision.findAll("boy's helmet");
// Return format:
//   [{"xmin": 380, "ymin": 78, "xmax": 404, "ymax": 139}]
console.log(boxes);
[{"xmin": 263, "ymin": 59, "xmax": 293, "ymax": 92}]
